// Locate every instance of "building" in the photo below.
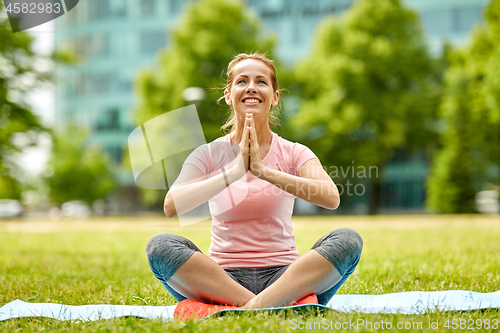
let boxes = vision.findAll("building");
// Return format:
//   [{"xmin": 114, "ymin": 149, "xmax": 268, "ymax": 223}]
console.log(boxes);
[{"xmin": 54, "ymin": 0, "xmax": 488, "ymax": 212}]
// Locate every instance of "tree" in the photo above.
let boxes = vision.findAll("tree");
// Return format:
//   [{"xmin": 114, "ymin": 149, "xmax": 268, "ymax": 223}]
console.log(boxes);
[
  {"xmin": 290, "ymin": 0, "xmax": 439, "ymax": 213},
  {"xmin": 0, "ymin": 0, "xmax": 50, "ymax": 199},
  {"xmin": 427, "ymin": 0, "xmax": 500, "ymax": 213},
  {"xmin": 482, "ymin": 0, "xmax": 500, "ymax": 177},
  {"xmin": 133, "ymin": 0, "xmax": 277, "ymax": 207},
  {"xmin": 45, "ymin": 127, "xmax": 116, "ymax": 206},
  {"xmin": 426, "ymin": 69, "xmax": 483, "ymax": 213}
]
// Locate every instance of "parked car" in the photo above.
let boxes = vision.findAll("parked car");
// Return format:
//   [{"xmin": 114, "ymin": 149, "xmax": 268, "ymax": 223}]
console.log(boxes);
[
  {"xmin": 0, "ymin": 200, "xmax": 23, "ymax": 218},
  {"xmin": 475, "ymin": 190, "xmax": 500, "ymax": 214},
  {"xmin": 61, "ymin": 200, "xmax": 91, "ymax": 218}
]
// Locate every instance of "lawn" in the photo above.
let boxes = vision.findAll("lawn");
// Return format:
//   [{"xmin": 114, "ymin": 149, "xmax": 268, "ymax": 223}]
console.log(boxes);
[{"xmin": 1, "ymin": 214, "xmax": 499, "ymax": 332}]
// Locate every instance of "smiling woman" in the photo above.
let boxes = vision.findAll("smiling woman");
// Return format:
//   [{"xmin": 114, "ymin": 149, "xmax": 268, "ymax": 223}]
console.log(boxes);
[{"xmin": 146, "ymin": 53, "xmax": 363, "ymax": 317}]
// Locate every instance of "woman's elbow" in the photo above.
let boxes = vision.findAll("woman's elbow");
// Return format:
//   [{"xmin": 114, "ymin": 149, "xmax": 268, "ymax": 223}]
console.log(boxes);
[
  {"xmin": 163, "ymin": 196, "xmax": 177, "ymax": 218},
  {"xmin": 324, "ymin": 192, "xmax": 340, "ymax": 210},
  {"xmin": 164, "ymin": 206, "xmax": 177, "ymax": 218},
  {"xmin": 331, "ymin": 195, "xmax": 340, "ymax": 210}
]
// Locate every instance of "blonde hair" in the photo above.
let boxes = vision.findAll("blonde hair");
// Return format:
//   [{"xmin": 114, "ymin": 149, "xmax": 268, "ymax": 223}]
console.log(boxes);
[{"xmin": 218, "ymin": 53, "xmax": 282, "ymax": 133}]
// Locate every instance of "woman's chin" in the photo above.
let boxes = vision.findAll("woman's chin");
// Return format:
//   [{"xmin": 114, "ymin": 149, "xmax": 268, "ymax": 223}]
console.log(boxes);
[{"xmin": 236, "ymin": 106, "xmax": 267, "ymax": 116}]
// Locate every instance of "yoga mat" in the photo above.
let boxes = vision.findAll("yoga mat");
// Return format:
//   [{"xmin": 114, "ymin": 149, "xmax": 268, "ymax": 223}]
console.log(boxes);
[
  {"xmin": 0, "ymin": 300, "xmax": 177, "ymax": 321},
  {"xmin": 1, "ymin": 290, "xmax": 499, "ymax": 322},
  {"xmin": 326, "ymin": 290, "xmax": 500, "ymax": 314}
]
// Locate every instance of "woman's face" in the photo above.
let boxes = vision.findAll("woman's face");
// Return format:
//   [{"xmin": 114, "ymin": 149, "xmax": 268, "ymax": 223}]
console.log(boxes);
[{"xmin": 224, "ymin": 59, "xmax": 279, "ymax": 119}]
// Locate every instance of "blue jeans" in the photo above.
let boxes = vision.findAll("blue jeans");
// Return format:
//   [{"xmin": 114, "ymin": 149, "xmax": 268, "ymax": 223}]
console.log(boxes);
[{"xmin": 146, "ymin": 228, "xmax": 363, "ymax": 305}]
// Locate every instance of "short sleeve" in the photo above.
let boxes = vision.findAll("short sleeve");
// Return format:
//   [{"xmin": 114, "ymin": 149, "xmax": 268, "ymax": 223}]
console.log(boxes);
[
  {"xmin": 183, "ymin": 144, "xmax": 211, "ymax": 175},
  {"xmin": 291, "ymin": 143, "xmax": 318, "ymax": 176}
]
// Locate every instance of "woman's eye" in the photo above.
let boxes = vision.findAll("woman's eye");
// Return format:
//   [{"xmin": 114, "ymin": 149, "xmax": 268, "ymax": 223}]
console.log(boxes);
[
  {"xmin": 237, "ymin": 80, "xmax": 246, "ymax": 84},
  {"xmin": 259, "ymin": 80, "xmax": 267, "ymax": 84}
]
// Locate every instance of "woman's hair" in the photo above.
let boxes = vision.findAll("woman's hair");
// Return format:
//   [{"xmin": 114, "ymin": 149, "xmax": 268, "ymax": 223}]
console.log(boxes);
[{"xmin": 219, "ymin": 53, "xmax": 282, "ymax": 133}]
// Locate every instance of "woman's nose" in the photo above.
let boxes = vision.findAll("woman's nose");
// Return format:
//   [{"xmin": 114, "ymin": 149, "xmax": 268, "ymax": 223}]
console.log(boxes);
[{"xmin": 246, "ymin": 83, "xmax": 256, "ymax": 93}]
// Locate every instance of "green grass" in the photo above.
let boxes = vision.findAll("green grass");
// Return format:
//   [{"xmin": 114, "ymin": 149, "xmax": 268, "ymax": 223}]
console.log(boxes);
[{"xmin": 1, "ymin": 215, "xmax": 499, "ymax": 332}]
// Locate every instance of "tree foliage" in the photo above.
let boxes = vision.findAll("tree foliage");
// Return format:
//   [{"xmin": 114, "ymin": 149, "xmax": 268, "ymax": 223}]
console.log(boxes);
[
  {"xmin": 133, "ymin": 0, "xmax": 277, "ymax": 207},
  {"xmin": 290, "ymin": 0, "xmax": 439, "ymax": 213},
  {"xmin": 427, "ymin": 0, "xmax": 500, "ymax": 213},
  {"xmin": 45, "ymin": 127, "xmax": 117, "ymax": 206},
  {"xmin": 0, "ymin": 0, "xmax": 50, "ymax": 199}
]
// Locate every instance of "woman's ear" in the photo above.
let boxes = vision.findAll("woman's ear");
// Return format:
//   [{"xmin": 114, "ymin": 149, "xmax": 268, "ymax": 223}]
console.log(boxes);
[
  {"xmin": 224, "ymin": 89, "xmax": 232, "ymax": 105},
  {"xmin": 272, "ymin": 90, "xmax": 280, "ymax": 107}
]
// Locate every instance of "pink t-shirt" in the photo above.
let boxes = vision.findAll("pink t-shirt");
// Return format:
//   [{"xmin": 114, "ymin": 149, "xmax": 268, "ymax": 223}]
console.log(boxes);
[{"xmin": 184, "ymin": 132, "xmax": 317, "ymax": 268}]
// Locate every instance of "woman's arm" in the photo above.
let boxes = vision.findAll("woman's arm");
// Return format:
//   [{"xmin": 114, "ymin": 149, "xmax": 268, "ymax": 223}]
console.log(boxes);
[
  {"xmin": 246, "ymin": 115, "xmax": 339, "ymax": 209},
  {"xmin": 164, "ymin": 126, "xmax": 250, "ymax": 218},
  {"xmin": 164, "ymin": 164, "xmax": 245, "ymax": 217},
  {"xmin": 254, "ymin": 159, "xmax": 340, "ymax": 210}
]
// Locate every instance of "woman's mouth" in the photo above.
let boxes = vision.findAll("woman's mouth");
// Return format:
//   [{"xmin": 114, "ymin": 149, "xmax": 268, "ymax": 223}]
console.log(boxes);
[{"xmin": 243, "ymin": 98, "xmax": 262, "ymax": 105}]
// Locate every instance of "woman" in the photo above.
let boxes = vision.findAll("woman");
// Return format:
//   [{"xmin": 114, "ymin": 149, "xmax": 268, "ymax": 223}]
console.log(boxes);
[{"xmin": 146, "ymin": 53, "xmax": 362, "ymax": 312}]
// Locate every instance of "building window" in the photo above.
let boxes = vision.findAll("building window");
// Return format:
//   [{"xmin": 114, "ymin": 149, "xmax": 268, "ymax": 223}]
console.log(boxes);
[
  {"xmin": 105, "ymin": 145, "xmax": 123, "ymax": 163},
  {"xmin": 292, "ymin": 19, "xmax": 301, "ymax": 44},
  {"xmin": 140, "ymin": 30, "xmax": 167, "ymax": 54},
  {"xmin": 380, "ymin": 179, "xmax": 425, "ymax": 210},
  {"xmin": 92, "ymin": 34, "xmax": 109, "ymax": 57},
  {"xmin": 117, "ymin": 79, "xmax": 132, "ymax": 93},
  {"xmin": 88, "ymin": 0, "xmax": 109, "ymax": 21},
  {"xmin": 142, "ymin": 0, "xmax": 156, "ymax": 16},
  {"xmin": 453, "ymin": 7, "xmax": 483, "ymax": 33},
  {"xmin": 74, "ymin": 37, "xmax": 88, "ymax": 57},
  {"xmin": 66, "ymin": 81, "xmax": 76, "ymax": 98},
  {"xmin": 108, "ymin": 108, "xmax": 120, "ymax": 131},
  {"xmin": 76, "ymin": 74, "xmax": 87, "ymax": 96},
  {"xmin": 110, "ymin": 0, "xmax": 127, "ymax": 18},
  {"xmin": 421, "ymin": 10, "xmax": 449, "ymax": 34},
  {"xmin": 168, "ymin": 0, "xmax": 183, "ymax": 13},
  {"xmin": 422, "ymin": 6, "xmax": 483, "ymax": 34},
  {"xmin": 76, "ymin": 73, "xmax": 113, "ymax": 96},
  {"xmin": 302, "ymin": 0, "xmax": 321, "ymax": 16},
  {"xmin": 246, "ymin": 0, "xmax": 259, "ymax": 7},
  {"xmin": 73, "ymin": 34, "xmax": 109, "ymax": 58},
  {"xmin": 93, "ymin": 108, "xmax": 121, "ymax": 133},
  {"xmin": 90, "ymin": 74, "xmax": 111, "ymax": 94}
]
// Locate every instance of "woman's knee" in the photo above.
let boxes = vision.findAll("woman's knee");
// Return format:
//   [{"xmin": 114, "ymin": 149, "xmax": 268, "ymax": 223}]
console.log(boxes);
[
  {"xmin": 147, "ymin": 232, "xmax": 202, "ymax": 261},
  {"xmin": 146, "ymin": 233, "xmax": 177, "ymax": 258},
  {"xmin": 313, "ymin": 228, "xmax": 363, "ymax": 275},
  {"xmin": 146, "ymin": 233, "xmax": 202, "ymax": 282},
  {"xmin": 333, "ymin": 227, "xmax": 363, "ymax": 256}
]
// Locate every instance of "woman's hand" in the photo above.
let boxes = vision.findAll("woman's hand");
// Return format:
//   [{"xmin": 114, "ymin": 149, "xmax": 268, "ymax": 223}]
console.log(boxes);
[
  {"xmin": 230, "ymin": 113, "xmax": 266, "ymax": 178},
  {"xmin": 231, "ymin": 117, "xmax": 251, "ymax": 178},
  {"xmin": 247, "ymin": 114, "xmax": 266, "ymax": 177}
]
